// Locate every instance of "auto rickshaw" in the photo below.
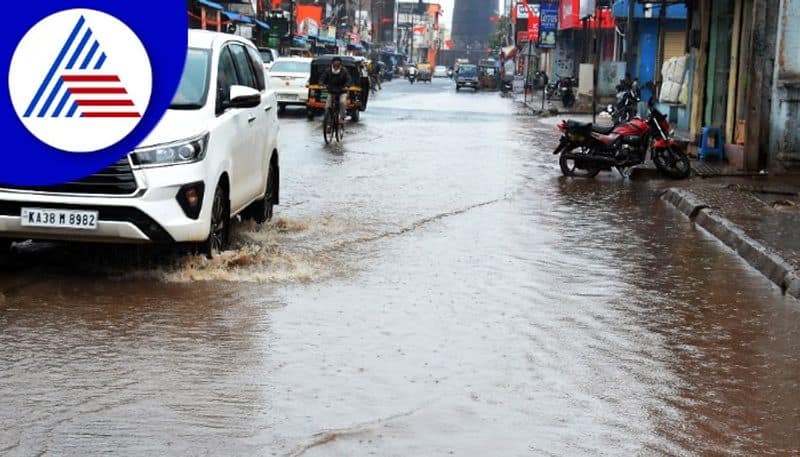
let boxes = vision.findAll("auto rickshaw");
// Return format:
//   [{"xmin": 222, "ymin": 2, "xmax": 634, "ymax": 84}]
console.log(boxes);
[
  {"xmin": 478, "ymin": 58, "xmax": 500, "ymax": 91},
  {"xmin": 306, "ymin": 55, "xmax": 369, "ymax": 122},
  {"xmin": 417, "ymin": 63, "xmax": 432, "ymax": 83}
]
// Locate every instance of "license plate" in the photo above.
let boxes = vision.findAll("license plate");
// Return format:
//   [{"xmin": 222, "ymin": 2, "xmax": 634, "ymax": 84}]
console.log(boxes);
[
  {"xmin": 20, "ymin": 207, "xmax": 98, "ymax": 230},
  {"xmin": 279, "ymin": 93, "xmax": 298, "ymax": 100}
]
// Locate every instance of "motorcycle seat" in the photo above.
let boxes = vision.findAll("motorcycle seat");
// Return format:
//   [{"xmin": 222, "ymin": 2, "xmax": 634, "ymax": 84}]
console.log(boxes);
[{"xmin": 566, "ymin": 120, "xmax": 615, "ymax": 135}]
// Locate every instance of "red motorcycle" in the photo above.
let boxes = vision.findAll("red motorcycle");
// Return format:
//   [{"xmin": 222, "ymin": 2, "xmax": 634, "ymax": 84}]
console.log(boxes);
[{"xmin": 552, "ymin": 103, "xmax": 691, "ymax": 179}]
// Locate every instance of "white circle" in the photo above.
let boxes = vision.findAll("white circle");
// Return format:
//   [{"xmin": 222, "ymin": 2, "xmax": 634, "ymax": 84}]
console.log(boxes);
[{"xmin": 8, "ymin": 9, "xmax": 152, "ymax": 153}]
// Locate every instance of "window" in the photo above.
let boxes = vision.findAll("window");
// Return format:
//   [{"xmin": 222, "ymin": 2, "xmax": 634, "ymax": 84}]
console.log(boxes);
[
  {"xmin": 245, "ymin": 46, "xmax": 266, "ymax": 91},
  {"xmin": 269, "ymin": 61, "xmax": 311, "ymax": 74},
  {"xmin": 229, "ymin": 44, "xmax": 257, "ymax": 90},
  {"xmin": 171, "ymin": 48, "xmax": 210, "ymax": 109},
  {"xmin": 216, "ymin": 47, "xmax": 239, "ymax": 113}
]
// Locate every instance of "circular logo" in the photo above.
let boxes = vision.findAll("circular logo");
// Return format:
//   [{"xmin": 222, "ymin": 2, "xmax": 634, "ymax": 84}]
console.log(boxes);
[{"xmin": 8, "ymin": 9, "xmax": 152, "ymax": 153}]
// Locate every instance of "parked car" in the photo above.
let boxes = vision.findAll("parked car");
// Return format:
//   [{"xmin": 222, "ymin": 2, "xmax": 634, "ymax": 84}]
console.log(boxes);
[
  {"xmin": 455, "ymin": 64, "xmax": 479, "ymax": 91},
  {"xmin": 258, "ymin": 47, "xmax": 279, "ymax": 71},
  {"xmin": 0, "ymin": 30, "xmax": 280, "ymax": 257},
  {"xmin": 433, "ymin": 65, "xmax": 448, "ymax": 78},
  {"xmin": 268, "ymin": 57, "xmax": 312, "ymax": 113}
]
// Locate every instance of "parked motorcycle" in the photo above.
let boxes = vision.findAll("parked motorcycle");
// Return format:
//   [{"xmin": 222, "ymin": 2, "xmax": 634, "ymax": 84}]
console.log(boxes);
[
  {"xmin": 532, "ymin": 71, "xmax": 549, "ymax": 91},
  {"xmin": 552, "ymin": 100, "xmax": 691, "ymax": 179},
  {"xmin": 545, "ymin": 75, "xmax": 576, "ymax": 108},
  {"xmin": 558, "ymin": 76, "xmax": 576, "ymax": 108},
  {"xmin": 608, "ymin": 78, "xmax": 641, "ymax": 125}
]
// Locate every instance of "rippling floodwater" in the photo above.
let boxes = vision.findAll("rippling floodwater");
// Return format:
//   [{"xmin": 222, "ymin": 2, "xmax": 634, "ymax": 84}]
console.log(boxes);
[{"xmin": 1, "ymin": 80, "xmax": 798, "ymax": 456}]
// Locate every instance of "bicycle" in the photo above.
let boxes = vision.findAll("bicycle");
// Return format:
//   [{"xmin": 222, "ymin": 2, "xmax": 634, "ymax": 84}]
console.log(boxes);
[{"xmin": 323, "ymin": 91, "xmax": 345, "ymax": 144}]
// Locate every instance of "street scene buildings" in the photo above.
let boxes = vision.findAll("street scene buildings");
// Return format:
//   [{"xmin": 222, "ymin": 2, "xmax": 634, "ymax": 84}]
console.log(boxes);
[{"xmin": 1, "ymin": 0, "xmax": 799, "ymax": 455}]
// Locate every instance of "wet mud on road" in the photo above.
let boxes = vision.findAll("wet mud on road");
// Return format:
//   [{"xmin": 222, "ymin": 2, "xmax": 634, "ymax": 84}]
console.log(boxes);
[{"xmin": 1, "ymin": 80, "xmax": 798, "ymax": 456}]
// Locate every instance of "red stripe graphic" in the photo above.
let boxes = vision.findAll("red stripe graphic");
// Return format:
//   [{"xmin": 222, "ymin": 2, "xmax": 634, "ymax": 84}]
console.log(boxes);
[
  {"xmin": 61, "ymin": 75, "xmax": 121, "ymax": 82},
  {"xmin": 76, "ymin": 99, "xmax": 135, "ymax": 106},
  {"xmin": 69, "ymin": 87, "xmax": 128, "ymax": 94},
  {"xmin": 82, "ymin": 112, "xmax": 141, "ymax": 118}
]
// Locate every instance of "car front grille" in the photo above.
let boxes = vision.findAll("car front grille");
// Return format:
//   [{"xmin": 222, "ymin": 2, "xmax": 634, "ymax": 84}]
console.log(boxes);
[{"xmin": 0, "ymin": 157, "xmax": 138, "ymax": 195}]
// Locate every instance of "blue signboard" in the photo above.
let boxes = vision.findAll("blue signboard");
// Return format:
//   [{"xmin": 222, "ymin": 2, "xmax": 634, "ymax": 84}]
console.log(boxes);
[{"xmin": 538, "ymin": 0, "xmax": 559, "ymax": 49}]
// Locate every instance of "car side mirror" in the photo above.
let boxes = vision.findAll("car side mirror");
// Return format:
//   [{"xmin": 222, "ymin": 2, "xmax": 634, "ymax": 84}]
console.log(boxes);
[{"xmin": 229, "ymin": 85, "xmax": 261, "ymax": 109}]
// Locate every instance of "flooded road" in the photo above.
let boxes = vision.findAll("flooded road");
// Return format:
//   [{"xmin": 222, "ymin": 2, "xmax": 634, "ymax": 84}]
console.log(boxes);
[{"xmin": 1, "ymin": 79, "xmax": 798, "ymax": 456}]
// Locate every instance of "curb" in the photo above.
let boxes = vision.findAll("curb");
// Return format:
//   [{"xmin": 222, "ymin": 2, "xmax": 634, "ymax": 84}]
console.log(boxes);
[{"xmin": 661, "ymin": 188, "xmax": 800, "ymax": 299}]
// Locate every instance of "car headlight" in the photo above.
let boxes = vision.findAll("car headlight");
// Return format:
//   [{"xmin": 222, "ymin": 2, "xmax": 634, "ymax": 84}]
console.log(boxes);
[{"xmin": 130, "ymin": 133, "xmax": 209, "ymax": 168}]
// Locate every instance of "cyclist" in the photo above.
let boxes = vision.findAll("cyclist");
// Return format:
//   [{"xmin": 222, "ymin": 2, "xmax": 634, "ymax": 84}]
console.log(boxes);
[{"xmin": 319, "ymin": 56, "xmax": 352, "ymax": 123}]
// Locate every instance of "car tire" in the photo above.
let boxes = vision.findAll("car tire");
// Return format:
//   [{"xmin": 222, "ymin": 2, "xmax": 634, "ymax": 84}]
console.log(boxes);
[
  {"xmin": 246, "ymin": 159, "xmax": 278, "ymax": 224},
  {"xmin": 456, "ymin": 85, "xmax": 461, "ymax": 92},
  {"xmin": 351, "ymin": 108, "xmax": 360, "ymax": 122},
  {"xmin": 202, "ymin": 183, "xmax": 230, "ymax": 259},
  {"xmin": 306, "ymin": 109, "xmax": 315, "ymax": 121}
]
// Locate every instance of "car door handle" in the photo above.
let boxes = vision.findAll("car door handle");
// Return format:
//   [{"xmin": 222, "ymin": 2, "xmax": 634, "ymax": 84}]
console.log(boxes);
[{"xmin": 248, "ymin": 115, "xmax": 257, "ymax": 124}]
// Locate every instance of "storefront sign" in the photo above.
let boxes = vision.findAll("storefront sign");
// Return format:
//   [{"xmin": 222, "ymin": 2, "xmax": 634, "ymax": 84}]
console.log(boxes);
[{"xmin": 538, "ymin": 0, "xmax": 558, "ymax": 49}]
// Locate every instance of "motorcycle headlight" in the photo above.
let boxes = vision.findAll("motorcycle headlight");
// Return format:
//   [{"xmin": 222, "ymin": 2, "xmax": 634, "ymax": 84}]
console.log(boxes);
[{"xmin": 131, "ymin": 133, "xmax": 209, "ymax": 168}]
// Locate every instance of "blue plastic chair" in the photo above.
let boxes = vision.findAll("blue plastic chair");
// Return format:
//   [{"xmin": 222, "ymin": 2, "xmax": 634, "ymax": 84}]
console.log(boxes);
[{"xmin": 699, "ymin": 126, "xmax": 725, "ymax": 160}]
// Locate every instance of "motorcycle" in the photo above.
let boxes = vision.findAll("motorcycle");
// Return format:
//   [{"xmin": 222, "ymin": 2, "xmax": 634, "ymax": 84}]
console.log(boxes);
[
  {"xmin": 552, "ymin": 100, "xmax": 691, "ymax": 179},
  {"xmin": 407, "ymin": 67, "xmax": 417, "ymax": 84},
  {"xmin": 545, "ymin": 75, "xmax": 576, "ymax": 108},
  {"xmin": 558, "ymin": 76, "xmax": 576, "ymax": 108},
  {"xmin": 532, "ymin": 71, "xmax": 549, "ymax": 91},
  {"xmin": 608, "ymin": 78, "xmax": 641, "ymax": 125}
]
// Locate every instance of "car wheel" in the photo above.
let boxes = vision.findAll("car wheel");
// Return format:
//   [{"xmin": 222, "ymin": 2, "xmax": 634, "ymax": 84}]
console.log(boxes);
[
  {"xmin": 456, "ymin": 85, "xmax": 461, "ymax": 92},
  {"xmin": 351, "ymin": 108, "xmax": 360, "ymax": 122},
  {"xmin": 203, "ymin": 184, "xmax": 230, "ymax": 259},
  {"xmin": 247, "ymin": 159, "xmax": 278, "ymax": 224},
  {"xmin": 306, "ymin": 109, "xmax": 315, "ymax": 121}
]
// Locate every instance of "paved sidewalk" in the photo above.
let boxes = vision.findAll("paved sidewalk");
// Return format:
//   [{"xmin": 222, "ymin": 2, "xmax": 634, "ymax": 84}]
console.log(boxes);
[{"xmin": 662, "ymin": 179, "xmax": 800, "ymax": 299}]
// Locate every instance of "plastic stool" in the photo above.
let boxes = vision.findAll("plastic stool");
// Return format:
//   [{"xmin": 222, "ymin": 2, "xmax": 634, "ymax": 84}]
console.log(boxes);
[{"xmin": 699, "ymin": 126, "xmax": 725, "ymax": 160}]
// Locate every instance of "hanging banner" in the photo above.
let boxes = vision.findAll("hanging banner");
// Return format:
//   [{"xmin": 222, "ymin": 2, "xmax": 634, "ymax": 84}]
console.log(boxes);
[
  {"xmin": 295, "ymin": 5, "xmax": 322, "ymax": 36},
  {"xmin": 527, "ymin": 4, "xmax": 540, "ymax": 43},
  {"xmin": 538, "ymin": 0, "xmax": 558, "ymax": 49}
]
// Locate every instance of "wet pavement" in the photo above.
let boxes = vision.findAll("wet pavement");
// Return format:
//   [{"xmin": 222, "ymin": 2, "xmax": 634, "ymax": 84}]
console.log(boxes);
[{"xmin": 1, "ymin": 78, "xmax": 799, "ymax": 456}]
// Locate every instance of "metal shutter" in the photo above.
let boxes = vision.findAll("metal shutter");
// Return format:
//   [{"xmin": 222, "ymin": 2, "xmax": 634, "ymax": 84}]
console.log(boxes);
[{"xmin": 663, "ymin": 31, "xmax": 687, "ymax": 60}]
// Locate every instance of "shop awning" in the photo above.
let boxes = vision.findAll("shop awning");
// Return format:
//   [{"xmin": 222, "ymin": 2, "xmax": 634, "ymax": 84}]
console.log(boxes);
[
  {"xmin": 292, "ymin": 36, "xmax": 308, "ymax": 47},
  {"xmin": 315, "ymin": 35, "xmax": 336, "ymax": 44},
  {"xmin": 221, "ymin": 10, "xmax": 253, "ymax": 23},
  {"xmin": 198, "ymin": 0, "xmax": 224, "ymax": 10},
  {"xmin": 255, "ymin": 19, "xmax": 270, "ymax": 30}
]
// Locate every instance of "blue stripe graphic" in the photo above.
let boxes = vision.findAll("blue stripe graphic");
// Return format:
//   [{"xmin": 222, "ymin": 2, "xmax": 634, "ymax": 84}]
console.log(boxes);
[
  {"xmin": 94, "ymin": 52, "xmax": 106, "ymax": 70},
  {"xmin": 52, "ymin": 87, "xmax": 72, "ymax": 117},
  {"xmin": 24, "ymin": 16, "xmax": 86, "ymax": 117},
  {"xmin": 80, "ymin": 40, "xmax": 99, "ymax": 70},
  {"xmin": 66, "ymin": 101, "xmax": 79, "ymax": 118},
  {"xmin": 66, "ymin": 28, "xmax": 93, "ymax": 69},
  {"xmin": 37, "ymin": 78, "xmax": 63, "ymax": 117}
]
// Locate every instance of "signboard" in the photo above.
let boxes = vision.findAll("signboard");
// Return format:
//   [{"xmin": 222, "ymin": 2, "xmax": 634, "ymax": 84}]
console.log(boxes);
[
  {"xmin": 528, "ymin": 4, "xmax": 540, "ymax": 43},
  {"xmin": 538, "ymin": 0, "xmax": 558, "ymax": 49},
  {"xmin": 517, "ymin": 31, "xmax": 529, "ymax": 43},
  {"xmin": 516, "ymin": 2, "xmax": 530, "ymax": 19}
]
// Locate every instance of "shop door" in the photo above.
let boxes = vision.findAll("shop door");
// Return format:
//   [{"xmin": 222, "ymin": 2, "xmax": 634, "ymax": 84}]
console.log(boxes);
[{"xmin": 705, "ymin": 0, "xmax": 734, "ymax": 128}]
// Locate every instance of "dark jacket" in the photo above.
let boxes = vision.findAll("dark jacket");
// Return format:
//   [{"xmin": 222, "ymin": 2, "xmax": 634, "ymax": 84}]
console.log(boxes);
[{"xmin": 320, "ymin": 66, "xmax": 352, "ymax": 94}]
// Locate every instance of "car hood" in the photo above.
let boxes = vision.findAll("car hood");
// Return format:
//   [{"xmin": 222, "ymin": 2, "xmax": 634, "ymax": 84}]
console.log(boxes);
[{"xmin": 138, "ymin": 109, "xmax": 209, "ymax": 148}]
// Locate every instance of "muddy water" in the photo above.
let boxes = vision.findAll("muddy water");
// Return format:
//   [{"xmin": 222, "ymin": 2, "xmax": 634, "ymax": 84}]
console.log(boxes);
[{"xmin": 1, "ymin": 80, "xmax": 798, "ymax": 456}]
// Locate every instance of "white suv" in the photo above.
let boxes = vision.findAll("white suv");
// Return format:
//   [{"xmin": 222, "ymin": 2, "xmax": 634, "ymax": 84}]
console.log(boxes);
[{"xmin": 0, "ymin": 30, "xmax": 280, "ymax": 256}]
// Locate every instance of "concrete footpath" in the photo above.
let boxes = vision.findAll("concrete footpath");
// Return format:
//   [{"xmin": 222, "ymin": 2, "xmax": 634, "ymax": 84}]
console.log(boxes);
[{"xmin": 661, "ymin": 182, "xmax": 800, "ymax": 300}]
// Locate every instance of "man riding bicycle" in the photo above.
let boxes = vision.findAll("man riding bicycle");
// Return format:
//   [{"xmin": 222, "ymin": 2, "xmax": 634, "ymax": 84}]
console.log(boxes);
[{"xmin": 319, "ymin": 56, "xmax": 352, "ymax": 123}]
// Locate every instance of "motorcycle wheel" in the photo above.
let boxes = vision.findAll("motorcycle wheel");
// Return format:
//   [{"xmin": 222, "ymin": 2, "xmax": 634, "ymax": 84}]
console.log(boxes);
[
  {"xmin": 653, "ymin": 146, "xmax": 691, "ymax": 179},
  {"xmin": 559, "ymin": 146, "xmax": 600, "ymax": 178}
]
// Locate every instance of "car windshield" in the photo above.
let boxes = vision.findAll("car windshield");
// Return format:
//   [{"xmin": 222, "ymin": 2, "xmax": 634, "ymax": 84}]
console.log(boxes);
[
  {"xmin": 459, "ymin": 66, "xmax": 477, "ymax": 76},
  {"xmin": 170, "ymin": 48, "xmax": 210, "ymax": 109},
  {"xmin": 270, "ymin": 61, "xmax": 310, "ymax": 73},
  {"xmin": 259, "ymin": 50, "xmax": 274, "ymax": 63}
]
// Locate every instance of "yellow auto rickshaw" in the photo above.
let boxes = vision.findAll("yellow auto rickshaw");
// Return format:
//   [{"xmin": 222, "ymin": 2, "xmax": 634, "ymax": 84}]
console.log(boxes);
[{"xmin": 306, "ymin": 55, "xmax": 369, "ymax": 122}]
